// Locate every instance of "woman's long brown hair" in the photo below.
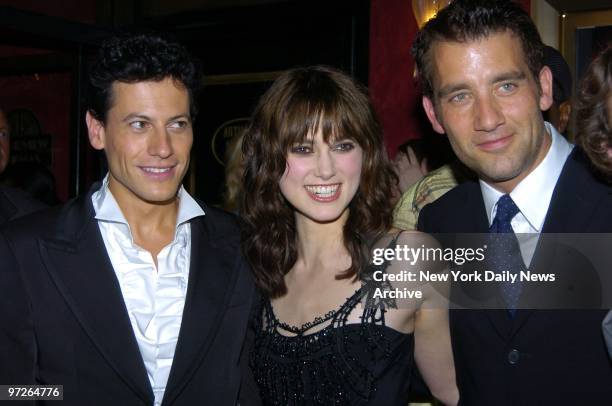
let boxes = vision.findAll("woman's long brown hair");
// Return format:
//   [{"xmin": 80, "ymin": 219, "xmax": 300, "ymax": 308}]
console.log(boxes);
[{"xmin": 241, "ymin": 66, "xmax": 397, "ymax": 298}]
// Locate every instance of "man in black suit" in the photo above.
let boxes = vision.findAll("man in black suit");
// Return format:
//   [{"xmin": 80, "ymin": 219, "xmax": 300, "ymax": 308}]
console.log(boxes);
[
  {"xmin": 413, "ymin": 1, "xmax": 612, "ymax": 404},
  {"xmin": 0, "ymin": 34, "xmax": 259, "ymax": 405}
]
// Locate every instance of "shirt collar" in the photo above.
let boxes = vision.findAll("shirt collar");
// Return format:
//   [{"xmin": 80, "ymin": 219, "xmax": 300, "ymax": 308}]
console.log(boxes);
[
  {"xmin": 92, "ymin": 174, "xmax": 205, "ymax": 228},
  {"xmin": 480, "ymin": 121, "xmax": 574, "ymax": 231}
]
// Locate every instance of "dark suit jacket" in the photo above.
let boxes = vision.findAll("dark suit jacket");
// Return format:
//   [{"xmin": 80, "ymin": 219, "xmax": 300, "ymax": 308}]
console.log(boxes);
[
  {"xmin": 418, "ymin": 148, "xmax": 612, "ymax": 405},
  {"xmin": 0, "ymin": 185, "xmax": 260, "ymax": 405},
  {"xmin": 0, "ymin": 186, "xmax": 46, "ymax": 225}
]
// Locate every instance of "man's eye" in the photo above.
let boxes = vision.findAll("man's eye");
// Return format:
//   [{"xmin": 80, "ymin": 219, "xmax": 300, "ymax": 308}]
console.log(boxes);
[
  {"xmin": 290, "ymin": 145, "xmax": 312, "ymax": 154},
  {"xmin": 449, "ymin": 93, "xmax": 469, "ymax": 104},
  {"xmin": 0, "ymin": 131, "xmax": 8, "ymax": 138},
  {"xmin": 334, "ymin": 142, "xmax": 355, "ymax": 152},
  {"xmin": 129, "ymin": 121, "xmax": 148, "ymax": 130},
  {"xmin": 499, "ymin": 82, "xmax": 517, "ymax": 93},
  {"xmin": 169, "ymin": 120, "xmax": 189, "ymax": 130}
]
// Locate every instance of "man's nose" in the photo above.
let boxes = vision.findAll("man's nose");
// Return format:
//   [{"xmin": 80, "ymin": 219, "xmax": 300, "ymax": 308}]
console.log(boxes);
[
  {"xmin": 474, "ymin": 95, "xmax": 504, "ymax": 132},
  {"xmin": 148, "ymin": 129, "xmax": 173, "ymax": 158}
]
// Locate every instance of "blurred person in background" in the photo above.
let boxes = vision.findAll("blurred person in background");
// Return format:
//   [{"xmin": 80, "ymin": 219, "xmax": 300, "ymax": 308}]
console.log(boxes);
[
  {"xmin": 2, "ymin": 162, "xmax": 60, "ymax": 206},
  {"xmin": 391, "ymin": 134, "xmax": 457, "ymax": 198},
  {"xmin": 542, "ymin": 45, "xmax": 573, "ymax": 136},
  {"xmin": 0, "ymin": 107, "xmax": 46, "ymax": 224},
  {"xmin": 573, "ymin": 43, "xmax": 612, "ymax": 358}
]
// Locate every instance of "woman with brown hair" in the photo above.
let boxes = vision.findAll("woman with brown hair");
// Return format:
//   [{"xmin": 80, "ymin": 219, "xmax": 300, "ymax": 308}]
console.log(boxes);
[
  {"xmin": 575, "ymin": 44, "xmax": 612, "ymax": 177},
  {"xmin": 241, "ymin": 66, "xmax": 457, "ymax": 405},
  {"xmin": 574, "ymin": 44, "xmax": 612, "ymax": 359}
]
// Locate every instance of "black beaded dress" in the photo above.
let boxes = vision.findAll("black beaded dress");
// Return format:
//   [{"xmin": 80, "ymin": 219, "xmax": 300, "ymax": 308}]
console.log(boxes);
[{"xmin": 250, "ymin": 237, "xmax": 415, "ymax": 405}]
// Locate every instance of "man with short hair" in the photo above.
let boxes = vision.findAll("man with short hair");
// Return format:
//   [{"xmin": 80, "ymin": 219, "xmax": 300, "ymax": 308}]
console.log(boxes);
[
  {"xmin": 414, "ymin": 1, "xmax": 612, "ymax": 404},
  {"xmin": 0, "ymin": 34, "xmax": 258, "ymax": 405},
  {"xmin": 393, "ymin": 45, "xmax": 573, "ymax": 232},
  {"xmin": 542, "ymin": 45, "xmax": 573, "ymax": 135}
]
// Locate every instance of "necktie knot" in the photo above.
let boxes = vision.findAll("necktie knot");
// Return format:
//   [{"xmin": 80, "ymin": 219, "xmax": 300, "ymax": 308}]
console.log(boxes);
[{"xmin": 491, "ymin": 194, "xmax": 519, "ymax": 233}]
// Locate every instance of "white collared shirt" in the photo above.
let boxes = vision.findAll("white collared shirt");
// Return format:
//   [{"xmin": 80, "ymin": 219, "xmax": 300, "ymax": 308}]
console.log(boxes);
[
  {"xmin": 91, "ymin": 175, "xmax": 205, "ymax": 406},
  {"xmin": 480, "ymin": 122, "xmax": 574, "ymax": 266}
]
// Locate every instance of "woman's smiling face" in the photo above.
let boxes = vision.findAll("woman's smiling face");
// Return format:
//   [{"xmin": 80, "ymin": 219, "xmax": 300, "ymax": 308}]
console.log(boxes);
[{"xmin": 279, "ymin": 128, "xmax": 363, "ymax": 224}]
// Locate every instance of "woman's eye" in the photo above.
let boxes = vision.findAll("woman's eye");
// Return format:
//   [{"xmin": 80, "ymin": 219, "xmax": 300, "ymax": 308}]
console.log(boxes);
[
  {"xmin": 290, "ymin": 145, "xmax": 312, "ymax": 154},
  {"xmin": 334, "ymin": 142, "xmax": 355, "ymax": 152}
]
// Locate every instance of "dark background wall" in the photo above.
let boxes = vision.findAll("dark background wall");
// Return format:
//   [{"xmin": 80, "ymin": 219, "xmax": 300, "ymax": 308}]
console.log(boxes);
[{"xmin": 0, "ymin": 0, "xmax": 546, "ymax": 206}]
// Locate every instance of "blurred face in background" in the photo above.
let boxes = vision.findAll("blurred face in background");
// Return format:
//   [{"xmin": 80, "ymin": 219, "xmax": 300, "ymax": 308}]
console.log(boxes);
[
  {"xmin": 0, "ymin": 110, "xmax": 10, "ymax": 174},
  {"xmin": 393, "ymin": 145, "xmax": 428, "ymax": 194},
  {"xmin": 606, "ymin": 94, "xmax": 612, "ymax": 163},
  {"xmin": 607, "ymin": 93, "xmax": 612, "ymax": 125}
]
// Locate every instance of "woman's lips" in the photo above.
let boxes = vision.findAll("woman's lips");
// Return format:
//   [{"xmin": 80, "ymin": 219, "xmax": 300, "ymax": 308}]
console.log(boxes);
[{"xmin": 304, "ymin": 183, "xmax": 342, "ymax": 202}]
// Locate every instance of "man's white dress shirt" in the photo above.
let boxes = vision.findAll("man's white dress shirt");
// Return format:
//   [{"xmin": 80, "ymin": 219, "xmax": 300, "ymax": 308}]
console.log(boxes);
[
  {"xmin": 92, "ymin": 176, "xmax": 205, "ymax": 406},
  {"xmin": 480, "ymin": 121, "xmax": 573, "ymax": 266}
]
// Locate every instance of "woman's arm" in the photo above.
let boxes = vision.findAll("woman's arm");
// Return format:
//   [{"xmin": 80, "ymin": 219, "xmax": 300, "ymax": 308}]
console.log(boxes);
[
  {"xmin": 388, "ymin": 230, "xmax": 459, "ymax": 406},
  {"xmin": 413, "ymin": 307, "xmax": 458, "ymax": 406}
]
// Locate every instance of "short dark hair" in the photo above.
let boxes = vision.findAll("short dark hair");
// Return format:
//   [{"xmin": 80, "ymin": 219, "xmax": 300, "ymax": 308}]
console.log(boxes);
[
  {"xmin": 412, "ymin": 0, "xmax": 545, "ymax": 99},
  {"xmin": 88, "ymin": 33, "xmax": 201, "ymax": 122},
  {"xmin": 544, "ymin": 45, "xmax": 572, "ymax": 104},
  {"xmin": 575, "ymin": 45, "xmax": 612, "ymax": 177},
  {"xmin": 241, "ymin": 66, "xmax": 397, "ymax": 298}
]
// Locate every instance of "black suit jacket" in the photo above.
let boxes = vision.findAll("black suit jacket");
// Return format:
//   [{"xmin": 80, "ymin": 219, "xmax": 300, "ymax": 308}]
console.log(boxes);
[
  {"xmin": 418, "ymin": 148, "xmax": 612, "ymax": 405},
  {"xmin": 0, "ymin": 185, "xmax": 260, "ymax": 405},
  {"xmin": 0, "ymin": 186, "xmax": 46, "ymax": 225}
]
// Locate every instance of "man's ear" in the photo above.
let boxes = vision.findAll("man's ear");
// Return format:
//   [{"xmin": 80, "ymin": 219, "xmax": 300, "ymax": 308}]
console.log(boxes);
[
  {"xmin": 422, "ymin": 96, "xmax": 445, "ymax": 134},
  {"xmin": 538, "ymin": 66, "xmax": 554, "ymax": 112},
  {"xmin": 86, "ymin": 111, "xmax": 105, "ymax": 151},
  {"xmin": 558, "ymin": 100, "xmax": 572, "ymax": 134}
]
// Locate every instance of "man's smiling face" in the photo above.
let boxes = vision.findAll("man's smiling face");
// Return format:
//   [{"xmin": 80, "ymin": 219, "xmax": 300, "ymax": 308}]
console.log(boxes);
[
  {"xmin": 86, "ymin": 77, "xmax": 193, "ymax": 207},
  {"xmin": 422, "ymin": 31, "xmax": 554, "ymax": 193}
]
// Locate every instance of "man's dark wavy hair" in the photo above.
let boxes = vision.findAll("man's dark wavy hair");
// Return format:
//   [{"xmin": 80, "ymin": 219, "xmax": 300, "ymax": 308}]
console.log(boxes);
[
  {"xmin": 241, "ymin": 66, "xmax": 397, "ymax": 298},
  {"xmin": 412, "ymin": 0, "xmax": 545, "ymax": 99},
  {"xmin": 87, "ymin": 33, "xmax": 201, "ymax": 122},
  {"xmin": 575, "ymin": 45, "xmax": 612, "ymax": 177}
]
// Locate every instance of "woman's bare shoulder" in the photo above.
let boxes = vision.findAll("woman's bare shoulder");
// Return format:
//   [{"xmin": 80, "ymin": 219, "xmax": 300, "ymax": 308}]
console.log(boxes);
[{"xmin": 386, "ymin": 227, "xmax": 440, "ymax": 248}]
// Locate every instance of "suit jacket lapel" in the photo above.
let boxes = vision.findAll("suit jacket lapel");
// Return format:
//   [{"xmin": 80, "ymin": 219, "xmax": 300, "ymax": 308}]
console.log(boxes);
[
  {"xmin": 505, "ymin": 150, "xmax": 582, "ymax": 337},
  {"xmin": 542, "ymin": 148, "xmax": 609, "ymax": 234},
  {"xmin": 510, "ymin": 148, "xmax": 610, "ymax": 337},
  {"xmin": 458, "ymin": 182, "xmax": 489, "ymax": 232},
  {"xmin": 163, "ymin": 216, "xmax": 241, "ymax": 404},
  {"xmin": 39, "ymin": 190, "xmax": 153, "ymax": 404}
]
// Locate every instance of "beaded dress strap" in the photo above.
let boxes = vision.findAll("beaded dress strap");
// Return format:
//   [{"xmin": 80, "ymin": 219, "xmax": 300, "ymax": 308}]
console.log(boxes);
[
  {"xmin": 264, "ymin": 288, "xmax": 364, "ymax": 336},
  {"xmin": 263, "ymin": 231, "xmax": 404, "ymax": 335},
  {"xmin": 359, "ymin": 231, "xmax": 405, "ymax": 325}
]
